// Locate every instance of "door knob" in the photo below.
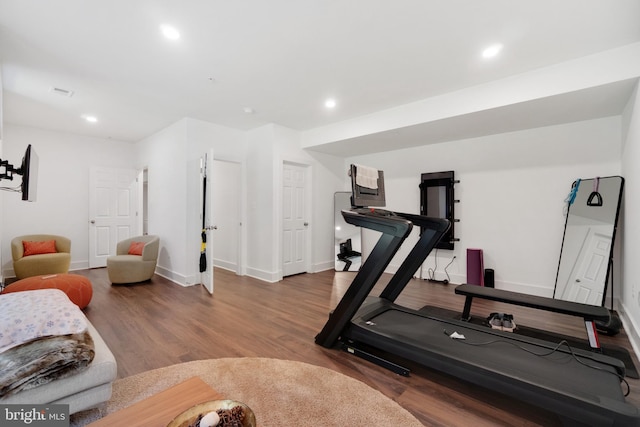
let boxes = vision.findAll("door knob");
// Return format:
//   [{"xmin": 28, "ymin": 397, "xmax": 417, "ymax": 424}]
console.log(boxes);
[
  {"xmin": 90, "ymin": 220, "xmax": 95, "ymax": 224},
  {"xmin": 205, "ymin": 225, "xmax": 218, "ymax": 230},
  {"xmin": 304, "ymin": 222, "xmax": 309, "ymax": 226}
]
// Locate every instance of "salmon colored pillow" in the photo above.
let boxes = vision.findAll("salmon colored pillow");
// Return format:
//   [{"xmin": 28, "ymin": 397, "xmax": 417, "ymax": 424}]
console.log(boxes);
[
  {"xmin": 23, "ymin": 240, "xmax": 57, "ymax": 256},
  {"xmin": 128, "ymin": 241, "xmax": 145, "ymax": 256}
]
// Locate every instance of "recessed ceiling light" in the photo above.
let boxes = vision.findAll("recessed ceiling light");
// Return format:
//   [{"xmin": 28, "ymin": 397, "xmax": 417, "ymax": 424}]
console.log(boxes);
[
  {"xmin": 325, "ymin": 98, "xmax": 337, "ymax": 109},
  {"xmin": 243, "ymin": 107, "xmax": 255, "ymax": 114},
  {"xmin": 83, "ymin": 115, "xmax": 98, "ymax": 123},
  {"xmin": 482, "ymin": 44, "xmax": 503, "ymax": 59},
  {"xmin": 160, "ymin": 25, "xmax": 180, "ymax": 40}
]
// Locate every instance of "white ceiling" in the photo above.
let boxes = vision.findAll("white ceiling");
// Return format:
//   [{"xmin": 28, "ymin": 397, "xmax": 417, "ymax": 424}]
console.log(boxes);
[{"xmin": 1, "ymin": 0, "xmax": 640, "ymax": 154}]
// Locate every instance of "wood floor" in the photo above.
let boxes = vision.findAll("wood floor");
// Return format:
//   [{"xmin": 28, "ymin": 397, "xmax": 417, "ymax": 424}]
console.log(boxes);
[{"xmin": 74, "ymin": 267, "xmax": 640, "ymax": 426}]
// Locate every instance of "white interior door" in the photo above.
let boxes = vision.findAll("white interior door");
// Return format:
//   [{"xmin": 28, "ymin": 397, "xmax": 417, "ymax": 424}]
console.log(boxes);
[
  {"xmin": 89, "ymin": 167, "xmax": 138, "ymax": 268},
  {"xmin": 212, "ymin": 160, "xmax": 241, "ymax": 273},
  {"xmin": 200, "ymin": 150, "xmax": 215, "ymax": 293},
  {"xmin": 282, "ymin": 163, "xmax": 308, "ymax": 277},
  {"xmin": 561, "ymin": 227, "xmax": 611, "ymax": 305}
]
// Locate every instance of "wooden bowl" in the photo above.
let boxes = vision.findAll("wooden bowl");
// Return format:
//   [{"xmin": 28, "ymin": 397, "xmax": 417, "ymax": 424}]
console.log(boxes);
[{"xmin": 167, "ymin": 399, "xmax": 256, "ymax": 427}]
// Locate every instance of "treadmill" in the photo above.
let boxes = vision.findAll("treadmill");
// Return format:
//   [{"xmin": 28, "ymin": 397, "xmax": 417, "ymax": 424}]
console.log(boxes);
[{"xmin": 315, "ymin": 165, "xmax": 640, "ymax": 427}]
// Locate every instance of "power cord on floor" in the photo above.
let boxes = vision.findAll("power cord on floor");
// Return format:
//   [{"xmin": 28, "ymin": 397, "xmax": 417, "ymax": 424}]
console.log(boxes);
[
  {"xmin": 426, "ymin": 249, "xmax": 438, "ymax": 281},
  {"xmin": 443, "ymin": 256, "xmax": 456, "ymax": 283},
  {"xmin": 427, "ymin": 250, "xmax": 456, "ymax": 284},
  {"xmin": 443, "ymin": 331, "xmax": 630, "ymax": 396}
]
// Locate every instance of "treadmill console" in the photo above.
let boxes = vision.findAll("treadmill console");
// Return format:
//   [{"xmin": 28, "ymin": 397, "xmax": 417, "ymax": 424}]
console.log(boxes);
[{"xmin": 352, "ymin": 207, "xmax": 396, "ymax": 217}]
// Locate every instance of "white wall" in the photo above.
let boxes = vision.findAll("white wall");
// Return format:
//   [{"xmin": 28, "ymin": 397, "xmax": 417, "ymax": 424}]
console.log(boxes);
[
  {"xmin": 186, "ymin": 118, "xmax": 246, "ymax": 280},
  {"xmin": 1, "ymin": 124, "xmax": 136, "ymax": 275},
  {"xmin": 245, "ymin": 125, "xmax": 278, "ymax": 281},
  {"xmin": 244, "ymin": 124, "xmax": 347, "ymax": 282},
  {"xmin": 346, "ymin": 116, "xmax": 622, "ymax": 296},
  {"xmin": 621, "ymin": 81, "xmax": 640, "ymax": 353},
  {"xmin": 134, "ymin": 118, "xmax": 245, "ymax": 286},
  {"xmin": 2, "ymin": 113, "xmax": 625, "ymax": 308},
  {"xmin": 0, "ymin": 114, "xmax": 626, "ymax": 302},
  {"xmin": 0, "ymin": 118, "xmax": 342, "ymax": 285},
  {"xmin": 134, "ymin": 119, "xmax": 188, "ymax": 283},
  {"xmin": 273, "ymin": 124, "xmax": 348, "ymax": 274}
]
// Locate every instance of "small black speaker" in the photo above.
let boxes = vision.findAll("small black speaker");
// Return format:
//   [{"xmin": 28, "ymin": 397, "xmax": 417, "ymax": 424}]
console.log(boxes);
[{"xmin": 484, "ymin": 269, "xmax": 495, "ymax": 288}]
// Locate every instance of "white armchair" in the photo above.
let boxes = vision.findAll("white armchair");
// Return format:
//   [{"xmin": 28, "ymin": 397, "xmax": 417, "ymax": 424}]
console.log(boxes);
[
  {"xmin": 106, "ymin": 235, "xmax": 159, "ymax": 284},
  {"xmin": 11, "ymin": 234, "xmax": 71, "ymax": 279}
]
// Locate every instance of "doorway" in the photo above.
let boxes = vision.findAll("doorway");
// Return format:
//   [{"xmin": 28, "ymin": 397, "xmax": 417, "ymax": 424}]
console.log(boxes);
[
  {"xmin": 88, "ymin": 166, "xmax": 138, "ymax": 268},
  {"xmin": 212, "ymin": 159, "xmax": 242, "ymax": 274},
  {"xmin": 282, "ymin": 162, "xmax": 310, "ymax": 277},
  {"xmin": 142, "ymin": 168, "xmax": 148, "ymax": 235}
]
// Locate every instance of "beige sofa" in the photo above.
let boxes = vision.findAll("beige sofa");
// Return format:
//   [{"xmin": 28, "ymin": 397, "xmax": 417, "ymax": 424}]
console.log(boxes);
[
  {"xmin": 107, "ymin": 235, "xmax": 159, "ymax": 284},
  {"xmin": 11, "ymin": 234, "xmax": 71, "ymax": 279},
  {"xmin": 0, "ymin": 292, "xmax": 117, "ymax": 414},
  {"xmin": 1, "ymin": 320, "xmax": 117, "ymax": 414}
]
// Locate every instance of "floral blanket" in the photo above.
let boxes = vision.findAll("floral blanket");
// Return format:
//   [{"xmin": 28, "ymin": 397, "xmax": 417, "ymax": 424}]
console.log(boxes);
[{"xmin": 0, "ymin": 289, "xmax": 95, "ymax": 397}]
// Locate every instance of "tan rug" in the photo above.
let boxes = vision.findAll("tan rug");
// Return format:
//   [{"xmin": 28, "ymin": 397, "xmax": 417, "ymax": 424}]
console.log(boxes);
[{"xmin": 71, "ymin": 357, "xmax": 424, "ymax": 426}]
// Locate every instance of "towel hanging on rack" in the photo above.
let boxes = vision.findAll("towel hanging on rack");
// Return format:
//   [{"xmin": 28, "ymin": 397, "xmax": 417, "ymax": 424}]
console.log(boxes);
[{"xmin": 354, "ymin": 164, "xmax": 379, "ymax": 190}]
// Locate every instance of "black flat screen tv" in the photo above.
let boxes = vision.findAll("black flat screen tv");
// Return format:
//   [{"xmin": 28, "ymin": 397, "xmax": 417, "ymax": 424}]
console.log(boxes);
[{"xmin": 19, "ymin": 144, "xmax": 38, "ymax": 202}]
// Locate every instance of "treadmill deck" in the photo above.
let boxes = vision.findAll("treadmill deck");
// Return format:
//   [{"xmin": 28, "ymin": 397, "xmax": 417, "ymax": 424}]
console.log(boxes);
[{"xmin": 344, "ymin": 298, "xmax": 637, "ymax": 426}]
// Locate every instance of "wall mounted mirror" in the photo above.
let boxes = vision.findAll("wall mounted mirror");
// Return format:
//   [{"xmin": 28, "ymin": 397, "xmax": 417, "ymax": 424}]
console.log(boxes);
[
  {"xmin": 554, "ymin": 176, "xmax": 624, "ymax": 307},
  {"xmin": 334, "ymin": 192, "xmax": 361, "ymax": 271},
  {"xmin": 420, "ymin": 171, "xmax": 458, "ymax": 250}
]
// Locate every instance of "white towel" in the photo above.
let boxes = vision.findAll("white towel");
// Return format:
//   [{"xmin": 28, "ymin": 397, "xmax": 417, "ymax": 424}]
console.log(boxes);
[{"xmin": 355, "ymin": 164, "xmax": 379, "ymax": 189}]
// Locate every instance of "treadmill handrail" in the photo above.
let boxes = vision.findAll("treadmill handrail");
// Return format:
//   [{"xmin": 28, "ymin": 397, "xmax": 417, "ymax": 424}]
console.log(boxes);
[
  {"xmin": 380, "ymin": 214, "xmax": 450, "ymax": 302},
  {"xmin": 342, "ymin": 209, "xmax": 412, "ymax": 237},
  {"xmin": 316, "ymin": 209, "xmax": 414, "ymax": 348},
  {"xmin": 393, "ymin": 211, "xmax": 450, "ymax": 232}
]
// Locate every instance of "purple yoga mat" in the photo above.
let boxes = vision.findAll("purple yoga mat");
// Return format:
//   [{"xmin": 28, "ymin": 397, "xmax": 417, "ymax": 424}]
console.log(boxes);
[{"xmin": 466, "ymin": 248, "xmax": 484, "ymax": 286}]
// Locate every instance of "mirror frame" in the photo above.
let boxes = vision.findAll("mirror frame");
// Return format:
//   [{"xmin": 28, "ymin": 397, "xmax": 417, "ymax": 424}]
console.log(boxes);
[
  {"xmin": 419, "ymin": 171, "xmax": 457, "ymax": 250},
  {"xmin": 553, "ymin": 176, "xmax": 624, "ymax": 306}
]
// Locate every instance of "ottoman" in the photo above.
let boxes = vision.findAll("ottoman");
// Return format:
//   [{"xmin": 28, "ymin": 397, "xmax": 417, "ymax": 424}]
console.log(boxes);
[{"xmin": 2, "ymin": 273, "xmax": 93, "ymax": 309}]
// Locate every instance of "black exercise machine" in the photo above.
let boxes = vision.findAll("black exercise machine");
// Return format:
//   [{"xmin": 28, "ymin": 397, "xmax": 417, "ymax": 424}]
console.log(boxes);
[
  {"xmin": 336, "ymin": 238, "xmax": 361, "ymax": 271},
  {"xmin": 315, "ymin": 164, "xmax": 640, "ymax": 426}
]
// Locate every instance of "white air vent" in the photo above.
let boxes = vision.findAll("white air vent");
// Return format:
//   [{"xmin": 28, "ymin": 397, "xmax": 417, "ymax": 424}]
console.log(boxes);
[{"xmin": 49, "ymin": 87, "xmax": 74, "ymax": 97}]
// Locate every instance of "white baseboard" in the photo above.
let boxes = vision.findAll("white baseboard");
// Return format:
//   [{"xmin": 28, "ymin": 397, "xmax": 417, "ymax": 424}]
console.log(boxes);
[
  {"xmin": 70, "ymin": 261, "xmax": 89, "ymax": 271},
  {"xmin": 313, "ymin": 261, "xmax": 335, "ymax": 273},
  {"xmin": 155, "ymin": 265, "xmax": 191, "ymax": 286},
  {"xmin": 245, "ymin": 267, "xmax": 279, "ymax": 283},
  {"xmin": 412, "ymin": 266, "xmax": 555, "ymax": 297},
  {"xmin": 214, "ymin": 259, "xmax": 237, "ymax": 273}
]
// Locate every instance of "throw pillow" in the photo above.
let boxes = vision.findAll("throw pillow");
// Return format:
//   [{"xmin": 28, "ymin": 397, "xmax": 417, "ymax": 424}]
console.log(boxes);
[
  {"xmin": 23, "ymin": 240, "xmax": 57, "ymax": 257},
  {"xmin": 128, "ymin": 241, "xmax": 145, "ymax": 255}
]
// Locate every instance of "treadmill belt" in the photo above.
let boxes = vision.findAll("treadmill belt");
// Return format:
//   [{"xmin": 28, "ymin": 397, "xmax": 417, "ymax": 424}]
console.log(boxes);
[
  {"xmin": 350, "ymin": 307, "xmax": 627, "ymax": 403},
  {"xmin": 419, "ymin": 303, "xmax": 639, "ymax": 378}
]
